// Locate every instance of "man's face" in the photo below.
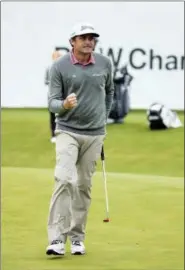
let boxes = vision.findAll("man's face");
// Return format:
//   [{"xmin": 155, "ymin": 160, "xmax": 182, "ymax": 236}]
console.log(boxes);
[{"xmin": 72, "ymin": 34, "xmax": 96, "ymax": 54}]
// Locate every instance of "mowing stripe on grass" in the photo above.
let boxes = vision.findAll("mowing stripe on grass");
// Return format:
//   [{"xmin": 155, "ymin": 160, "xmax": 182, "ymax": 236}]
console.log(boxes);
[{"xmin": 2, "ymin": 166, "xmax": 184, "ymax": 187}]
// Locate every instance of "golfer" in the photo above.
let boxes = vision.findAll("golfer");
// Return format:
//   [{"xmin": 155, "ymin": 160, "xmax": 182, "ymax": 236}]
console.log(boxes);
[
  {"xmin": 46, "ymin": 22, "xmax": 114, "ymax": 256},
  {"xmin": 45, "ymin": 50, "xmax": 62, "ymax": 143}
]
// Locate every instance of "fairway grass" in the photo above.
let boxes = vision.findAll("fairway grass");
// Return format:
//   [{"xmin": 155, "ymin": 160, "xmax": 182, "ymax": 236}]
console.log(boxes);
[
  {"xmin": 2, "ymin": 167, "xmax": 184, "ymax": 270},
  {"xmin": 1, "ymin": 109, "xmax": 184, "ymax": 177},
  {"xmin": 2, "ymin": 109, "xmax": 184, "ymax": 269}
]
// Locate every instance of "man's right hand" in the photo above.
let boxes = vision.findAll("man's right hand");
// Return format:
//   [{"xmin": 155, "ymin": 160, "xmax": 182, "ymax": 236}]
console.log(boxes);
[{"xmin": 63, "ymin": 93, "xmax": 77, "ymax": 109}]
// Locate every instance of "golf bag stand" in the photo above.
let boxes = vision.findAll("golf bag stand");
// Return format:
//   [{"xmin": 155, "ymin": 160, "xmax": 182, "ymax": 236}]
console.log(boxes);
[{"xmin": 108, "ymin": 65, "xmax": 133, "ymax": 124}]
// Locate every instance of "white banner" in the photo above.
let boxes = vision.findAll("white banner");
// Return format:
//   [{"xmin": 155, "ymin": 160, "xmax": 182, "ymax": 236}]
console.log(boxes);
[{"xmin": 1, "ymin": 2, "xmax": 184, "ymax": 109}]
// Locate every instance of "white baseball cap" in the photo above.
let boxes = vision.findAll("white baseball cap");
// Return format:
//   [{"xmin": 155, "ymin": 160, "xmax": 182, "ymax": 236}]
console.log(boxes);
[{"xmin": 70, "ymin": 22, "xmax": 100, "ymax": 39}]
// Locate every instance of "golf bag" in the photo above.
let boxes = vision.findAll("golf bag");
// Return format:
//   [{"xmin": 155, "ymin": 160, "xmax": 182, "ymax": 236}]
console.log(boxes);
[
  {"xmin": 147, "ymin": 103, "xmax": 182, "ymax": 130},
  {"xmin": 109, "ymin": 65, "xmax": 133, "ymax": 123}
]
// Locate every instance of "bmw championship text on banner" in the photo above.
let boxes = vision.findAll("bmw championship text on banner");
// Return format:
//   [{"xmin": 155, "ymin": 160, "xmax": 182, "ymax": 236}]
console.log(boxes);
[{"xmin": 1, "ymin": 2, "xmax": 184, "ymax": 109}]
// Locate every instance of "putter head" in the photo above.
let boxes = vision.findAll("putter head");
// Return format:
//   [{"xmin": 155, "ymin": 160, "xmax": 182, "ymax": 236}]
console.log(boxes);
[{"xmin": 103, "ymin": 218, "xmax": 110, "ymax": 223}]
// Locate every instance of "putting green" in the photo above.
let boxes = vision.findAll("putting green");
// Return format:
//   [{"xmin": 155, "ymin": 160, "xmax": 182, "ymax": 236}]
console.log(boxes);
[{"xmin": 2, "ymin": 167, "xmax": 184, "ymax": 270}]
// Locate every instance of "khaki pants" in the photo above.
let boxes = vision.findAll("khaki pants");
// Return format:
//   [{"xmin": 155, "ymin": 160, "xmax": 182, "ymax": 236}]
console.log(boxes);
[{"xmin": 47, "ymin": 131, "xmax": 104, "ymax": 244}]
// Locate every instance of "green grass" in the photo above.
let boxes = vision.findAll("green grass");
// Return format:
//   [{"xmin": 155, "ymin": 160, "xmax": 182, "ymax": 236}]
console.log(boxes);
[
  {"xmin": 1, "ymin": 109, "xmax": 184, "ymax": 270},
  {"xmin": 2, "ymin": 167, "xmax": 184, "ymax": 270},
  {"xmin": 1, "ymin": 109, "xmax": 184, "ymax": 176}
]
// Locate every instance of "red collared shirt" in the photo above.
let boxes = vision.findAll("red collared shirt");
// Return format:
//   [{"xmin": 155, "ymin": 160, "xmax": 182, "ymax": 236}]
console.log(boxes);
[{"xmin": 70, "ymin": 50, "xmax": 95, "ymax": 66}]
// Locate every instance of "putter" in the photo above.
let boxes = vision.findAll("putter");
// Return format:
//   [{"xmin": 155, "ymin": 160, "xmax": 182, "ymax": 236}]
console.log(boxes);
[{"xmin": 101, "ymin": 146, "xmax": 110, "ymax": 223}]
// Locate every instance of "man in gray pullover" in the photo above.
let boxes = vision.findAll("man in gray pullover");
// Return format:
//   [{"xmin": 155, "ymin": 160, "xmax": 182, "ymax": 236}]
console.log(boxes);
[{"xmin": 46, "ymin": 22, "xmax": 114, "ymax": 256}]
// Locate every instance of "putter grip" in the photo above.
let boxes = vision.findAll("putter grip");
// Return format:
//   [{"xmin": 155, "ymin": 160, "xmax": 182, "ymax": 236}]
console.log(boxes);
[{"xmin": 101, "ymin": 146, "xmax": 105, "ymax": 161}]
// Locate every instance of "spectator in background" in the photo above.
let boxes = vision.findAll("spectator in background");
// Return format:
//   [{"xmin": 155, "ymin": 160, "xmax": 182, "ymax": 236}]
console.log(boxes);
[{"xmin": 45, "ymin": 50, "xmax": 62, "ymax": 143}]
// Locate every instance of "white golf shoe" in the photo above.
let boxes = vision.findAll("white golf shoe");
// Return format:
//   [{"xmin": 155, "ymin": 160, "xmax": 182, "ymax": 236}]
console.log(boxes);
[
  {"xmin": 46, "ymin": 240, "xmax": 65, "ymax": 255},
  {"xmin": 71, "ymin": 241, "xmax": 85, "ymax": 255}
]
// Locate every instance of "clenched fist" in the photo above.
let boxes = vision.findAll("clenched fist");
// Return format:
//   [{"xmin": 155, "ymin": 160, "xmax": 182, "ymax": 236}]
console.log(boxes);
[{"xmin": 63, "ymin": 93, "xmax": 77, "ymax": 109}]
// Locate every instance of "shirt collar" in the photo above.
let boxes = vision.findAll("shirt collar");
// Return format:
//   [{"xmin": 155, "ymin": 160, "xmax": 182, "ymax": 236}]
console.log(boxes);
[{"xmin": 70, "ymin": 50, "xmax": 95, "ymax": 66}]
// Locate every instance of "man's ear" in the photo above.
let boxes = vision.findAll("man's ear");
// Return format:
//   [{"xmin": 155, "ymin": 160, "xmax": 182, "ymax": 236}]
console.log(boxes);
[
  {"xmin": 93, "ymin": 38, "xmax": 98, "ymax": 50},
  {"xmin": 70, "ymin": 38, "xmax": 74, "ymax": 47}
]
